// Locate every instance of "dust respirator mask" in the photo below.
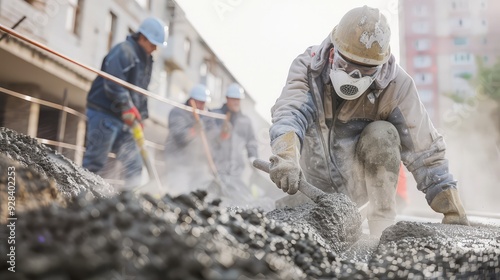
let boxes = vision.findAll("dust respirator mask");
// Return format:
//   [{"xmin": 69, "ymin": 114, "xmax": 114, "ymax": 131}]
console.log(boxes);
[{"xmin": 329, "ymin": 49, "xmax": 382, "ymax": 100}]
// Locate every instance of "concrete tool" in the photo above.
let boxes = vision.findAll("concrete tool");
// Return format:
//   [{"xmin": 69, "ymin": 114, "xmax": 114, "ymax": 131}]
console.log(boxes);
[{"xmin": 253, "ymin": 158, "xmax": 369, "ymax": 213}]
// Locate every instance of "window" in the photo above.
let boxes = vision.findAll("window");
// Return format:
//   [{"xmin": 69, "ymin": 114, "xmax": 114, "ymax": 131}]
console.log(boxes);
[
  {"xmin": 454, "ymin": 72, "xmax": 473, "ymax": 80},
  {"xmin": 66, "ymin": 0, "xmax": 83, "ymax": 36},
  {"xmin": 207, "ymin": 73, "xmax": 222, "ymax": 102},
  {"xmin": 414, "ymin": 55, "xmax": 432, "ymax": 68},
  {"xmin": 452, "ymin": 52, "xmax": 473, "ymax": 64},
  {"xmin": 415, "ymin": 39, "xmax": 430, "ymax": 51},
  {"xmin": 455, "ymin": 18, "xmax": 471, "ymax": 29},
  {"xmin": 184, "ymin": 38, "xmax": 191, "ymax": 66},
  {"xmin": 200, "ymin": 61, "xmax": 208, "ymax": 77},
  {"xmin": 414, "ymin": 73, "xmax": 433, "ymax": 85},
  {"xmin": 412, "ymin": 22, "xmax": 430, "ymax": 34},
  {"xmin": 106, "ymin": 11, "xmax": 117, "ymax": 51},
  {"xmin": 452, "ymin": 0, "xmax": 469, "ymax": 10},
  {"xmin": 453, "ymin": 37, "xmax": 467, "ymax": 46},
  {"xmin": 413, "ymin": 5, "xmax": 428, "ymax": 16}
]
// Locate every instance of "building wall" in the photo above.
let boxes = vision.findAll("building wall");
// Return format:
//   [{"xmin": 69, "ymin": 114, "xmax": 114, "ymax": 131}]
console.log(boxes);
[
  {"xmin": 400, "ymin": 0, "xmax": 500, "ymax": 127},
  {"xmin": 398, "ymin": 0, "xmax": 500, "ymax": 215}
]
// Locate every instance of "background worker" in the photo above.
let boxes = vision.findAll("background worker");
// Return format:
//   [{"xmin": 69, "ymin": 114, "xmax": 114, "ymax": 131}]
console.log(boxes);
[
  {"xmin": 83, "ymin": 17, "xmax": 165, "ymax": 190},
  {"xmin": 212, "ymin": 83, "xmax": 259, "ymax": 203},
  {"xmin": 163, "ymin": 84, "xmax": 216, "ymax": 195},
  {"xmin": 268, "ymin": 6, "xmax": 469, "ymax": 236}
]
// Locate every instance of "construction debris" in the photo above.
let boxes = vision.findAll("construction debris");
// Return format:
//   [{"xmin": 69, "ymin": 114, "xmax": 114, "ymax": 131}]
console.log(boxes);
[{"xmin": 0, "ymin": 127, "xmax": 499, "ymax": 279}]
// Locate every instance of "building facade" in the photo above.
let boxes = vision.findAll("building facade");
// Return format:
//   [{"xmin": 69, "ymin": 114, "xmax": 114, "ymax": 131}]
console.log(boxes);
[
  {"xmin": 399, "ymin": 0, "xmax": 500, "ymax": 126},
  {"xmin": 398, "ymin": 0, "xmax": 500, "ymax": 214}
]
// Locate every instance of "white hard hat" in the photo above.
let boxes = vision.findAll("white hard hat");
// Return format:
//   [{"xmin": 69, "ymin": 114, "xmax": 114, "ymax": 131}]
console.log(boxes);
[
  {"xmin": 138, "ymin": 17, "xmax": 166, "ymax": 46},
  {"xmin": 330, "ymin": 5, "xmax": 391, "ymax": 66},
  {"xmin": 225, "ymin": 83, "xmax": 245, "ymax": 99},
  {"xmin": 189, "ymin": 84, "xmax": 210, "ymax": 102}
]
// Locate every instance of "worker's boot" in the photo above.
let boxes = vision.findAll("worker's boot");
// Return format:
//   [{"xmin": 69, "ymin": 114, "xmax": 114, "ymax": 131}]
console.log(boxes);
[
  {"xmin": 430, "ymin": 188, "xmax": 470, "ymax": 226},
  {"xmin": 356, "ymin": 121, "xmax": 401, "ymax": 237}
]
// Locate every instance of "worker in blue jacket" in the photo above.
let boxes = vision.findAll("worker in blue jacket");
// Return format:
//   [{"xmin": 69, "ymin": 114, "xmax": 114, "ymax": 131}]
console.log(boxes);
[{"xmin": 83, "ymin": 17, "xmax": 166, "ymax": 190}]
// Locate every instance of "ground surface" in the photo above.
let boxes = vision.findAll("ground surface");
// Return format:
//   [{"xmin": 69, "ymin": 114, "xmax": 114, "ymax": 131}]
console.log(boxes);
[{"xmin": 1, "ymin": 127, "xmax": 499, "ymax": 279}]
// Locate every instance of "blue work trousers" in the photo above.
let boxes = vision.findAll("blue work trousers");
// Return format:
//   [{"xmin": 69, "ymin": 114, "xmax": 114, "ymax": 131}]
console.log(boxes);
[{"xmin": 82, "ymin": 108, "xmax": 143, "ymax": 189}]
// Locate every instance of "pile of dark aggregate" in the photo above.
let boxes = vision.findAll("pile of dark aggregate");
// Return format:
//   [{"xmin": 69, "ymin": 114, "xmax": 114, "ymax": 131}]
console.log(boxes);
[
  {"xmin": 0, "ymin": 127, "xmax": 114, "ymax": 199},
  {"xmin": 1, "ymin": 127, "xmax": 500, "ymax": 279},
  {"xmin": 0, "ymin": 153, "xmax": 65, "ymax": 223}
]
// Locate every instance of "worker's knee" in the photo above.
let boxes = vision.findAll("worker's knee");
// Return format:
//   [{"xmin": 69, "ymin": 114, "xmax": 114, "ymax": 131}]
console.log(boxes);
[{"xmin": 356, "ymin": 121, "xmax": 401, "ymax": 169}]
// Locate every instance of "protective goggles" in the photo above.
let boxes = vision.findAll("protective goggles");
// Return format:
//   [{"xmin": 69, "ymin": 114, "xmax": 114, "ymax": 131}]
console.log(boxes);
[
  {"xmin": 329, "ymin": 50, "xmax": 383, "ymax": 100},
  {"xmin": 332, "ymin": 49, "xmax": 382, "ymax": 78}
]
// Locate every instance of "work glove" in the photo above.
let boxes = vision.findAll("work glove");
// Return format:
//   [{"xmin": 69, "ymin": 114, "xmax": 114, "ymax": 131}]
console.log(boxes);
[
  {"xmin": 188, "ymin": 121, "xmax": 203, "ymax": 138},
  {"xmin": 122, "ymin": 106, "xmax": 142, "ymax": 128},
  {"xmin": 248, "ymin": 157, "xmax": 257, "ymax": 167},
  {"xmin": 220, "ymin": 121, "xmax": 232, "ymax": 140},
  {"xmin": 269, "ymin": 131, "xmax": 302, "ymax": 195},
  {"xmin": 430, "ymin": 188, "xmax": 470, "ymax": 226}
]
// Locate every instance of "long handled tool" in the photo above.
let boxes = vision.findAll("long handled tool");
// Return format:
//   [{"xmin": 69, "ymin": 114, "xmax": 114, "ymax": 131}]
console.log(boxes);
[
  {"xmin": 189, "ymin": 100, "xmax": 226, "ymax": 192},
  {"xmin": 131, "ymin": 121, "xmax": 163, "ymax": 194},
  {"xmin": 253, "ymin": 158, "xmax": 369, "ymax": 212},
  {"xmin": 254, "ymin": 159, "xmax": 368, "ymax": 250},
  {"xmin": 253, "ymin": 158, "xmax": 326, "ymax": 204}
]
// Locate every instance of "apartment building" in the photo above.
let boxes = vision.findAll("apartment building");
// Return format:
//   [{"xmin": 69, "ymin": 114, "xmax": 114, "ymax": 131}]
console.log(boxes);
[
  {"xmin": 399, "ymin": 0, "xmax": 500, "ymax": 125},
  {"xmin": 399, "ymin": 0, "xmax": 500, "ymax": 213}
]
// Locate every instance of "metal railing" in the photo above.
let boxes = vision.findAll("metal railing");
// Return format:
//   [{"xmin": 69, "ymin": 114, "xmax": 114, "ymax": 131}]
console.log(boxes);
[{"xmin": 0, "ymin": 86, "xmax": 167, "ymax": 164}]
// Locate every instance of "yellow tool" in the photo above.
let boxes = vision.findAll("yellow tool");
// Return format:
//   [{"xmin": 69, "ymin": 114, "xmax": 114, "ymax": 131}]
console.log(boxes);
[{"xmin": 131, "ymin": 121, "xmax": 163, "ymax": 194}]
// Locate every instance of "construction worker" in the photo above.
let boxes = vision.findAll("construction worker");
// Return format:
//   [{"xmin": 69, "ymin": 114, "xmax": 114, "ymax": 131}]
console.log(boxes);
[
  {"xmin": 212, "ymin": 83, "xmax": 259, "ymax": 202},
  {"xmin": 268, "ymin": 6, "xmax": 469, "ymax": 236},
  {"xmin": 163, "ymin": 84, "xmax": 216, "ymax": 195},
  {"xmin": 83, "ymin": 17, "xmax": 166, "ymax": 190}
]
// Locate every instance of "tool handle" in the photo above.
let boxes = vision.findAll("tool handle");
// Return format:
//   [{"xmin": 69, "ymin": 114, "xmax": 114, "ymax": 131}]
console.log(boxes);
[
  {"xmin": 130, "ymin": 121, "xmax": 163, "ymax": 193},
  {"xmin": 189, "ymin": 99, "xmax": 221, "ymax": 180},
  {"xmin": 253, "ymin": 158, "xmax": 324, "ymax": 203}
]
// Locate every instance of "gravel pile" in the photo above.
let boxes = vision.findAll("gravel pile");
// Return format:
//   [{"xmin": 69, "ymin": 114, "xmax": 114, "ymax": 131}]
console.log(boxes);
[
  {"xmin": 1, "ymin": 127, "xmax": 499, "ymax": 279},
  {"xmin": 0, "ymin": 127, "xmax": 114, "ymax": 199}
]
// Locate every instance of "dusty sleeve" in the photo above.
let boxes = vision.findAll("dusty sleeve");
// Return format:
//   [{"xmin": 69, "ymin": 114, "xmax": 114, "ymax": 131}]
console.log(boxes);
[
  {"xmin": 102, "ymin": 44, "xmax": 136, "ymax": 111},
  {"xmin": 269, "ymin": 47, "xmax": 318, "ymax": 146}
]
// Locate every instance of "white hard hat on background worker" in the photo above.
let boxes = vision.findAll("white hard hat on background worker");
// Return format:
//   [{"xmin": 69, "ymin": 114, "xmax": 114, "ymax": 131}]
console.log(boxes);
[
  {"xmin": 225, "ymin": 83, "xmax": 245, "ymax": 99},
  {"xmin": 189, "ymin": 84, "xmax": 210, "ymax": 102}
]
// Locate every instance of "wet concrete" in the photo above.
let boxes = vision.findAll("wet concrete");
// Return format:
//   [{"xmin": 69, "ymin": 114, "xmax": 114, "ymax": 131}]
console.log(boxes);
[
  {"xmin": 1, "ymin": 127, "xmax": 500, "ymax": 279},
  {"xmin": 267, "ymin": 193, "xmax": 362, "ymax": 254}
]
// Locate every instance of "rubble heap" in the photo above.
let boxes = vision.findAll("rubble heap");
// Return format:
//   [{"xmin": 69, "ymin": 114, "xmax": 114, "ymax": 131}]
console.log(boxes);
[{"xmin": 0, "ymin": 127, "xmax": 499, "ymax": 279}]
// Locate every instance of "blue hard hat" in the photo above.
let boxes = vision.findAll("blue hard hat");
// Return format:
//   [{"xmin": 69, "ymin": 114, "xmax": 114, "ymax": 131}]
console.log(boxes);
[
  {"xmin": 138, "ymin": 17, "xmax": 166, "ymax": 46},
  {"xmin": 225, "ymin": 83, "xmax": 245, "ymax": 99},
  {"xmin": 189, "ymin": 84, "xmax": 210, "ymax": 102}
]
